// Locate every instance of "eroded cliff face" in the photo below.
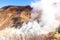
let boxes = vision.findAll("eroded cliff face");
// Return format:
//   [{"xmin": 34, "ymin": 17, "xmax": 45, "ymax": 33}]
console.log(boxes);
[{"xmin": 0, "ymin": 5, "xmax": 32, "ymax": 30}]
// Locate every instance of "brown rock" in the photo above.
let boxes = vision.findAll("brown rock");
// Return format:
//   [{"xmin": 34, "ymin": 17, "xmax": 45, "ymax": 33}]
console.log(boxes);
[{"xmin": 0, "ymin": 5, "xmax": 32, "ymax": 30}]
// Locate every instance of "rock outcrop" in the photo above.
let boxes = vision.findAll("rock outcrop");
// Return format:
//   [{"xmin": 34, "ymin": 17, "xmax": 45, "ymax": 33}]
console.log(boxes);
[{"xmin": 0, "ymin": 5, "xmax": 32, "ymax": 30}]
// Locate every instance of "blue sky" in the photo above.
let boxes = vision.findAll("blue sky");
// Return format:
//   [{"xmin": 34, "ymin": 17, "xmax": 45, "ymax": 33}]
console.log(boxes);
[{"xmin": 0, "ymin": 0, "xmax": 35, "ymax": 7}]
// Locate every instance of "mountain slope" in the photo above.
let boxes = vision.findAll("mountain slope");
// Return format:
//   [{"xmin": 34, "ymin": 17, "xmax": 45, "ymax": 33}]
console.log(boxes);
[{"xmin": 0, "ymin": 5, "xmax": 32, "ymax": 30}]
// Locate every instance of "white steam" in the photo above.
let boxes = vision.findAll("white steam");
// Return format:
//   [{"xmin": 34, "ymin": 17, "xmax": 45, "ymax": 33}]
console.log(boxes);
[
  {"xmin": 14, "ymin": 0, "xmax": 60, "ymax": 34},
  {"xmin": 0, "ymin": 0, "xmax": 60, "ymax": 39},
  {"xmin": 28, "ymin": 0, "xmax": 60, "ymax": 34},
  {"xmin": 19, "ymin": 0, "xmax": 60, "ymax": 34}
]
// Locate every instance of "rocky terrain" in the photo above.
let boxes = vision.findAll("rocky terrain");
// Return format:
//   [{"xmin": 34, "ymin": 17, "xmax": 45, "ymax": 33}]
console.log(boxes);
[
  {"xmin": 0, "ymin": 5, "xmax": 60, "ymax": 40},
  {"xmin": 0, "ymin": 5, "xmax": 32, "ymax": 30}
]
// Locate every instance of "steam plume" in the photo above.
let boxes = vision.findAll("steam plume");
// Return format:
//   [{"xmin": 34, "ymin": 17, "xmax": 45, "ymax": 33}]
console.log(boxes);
[{"xmin": 0, "ymin": 0, "xmax": 60, "ymax": 40}]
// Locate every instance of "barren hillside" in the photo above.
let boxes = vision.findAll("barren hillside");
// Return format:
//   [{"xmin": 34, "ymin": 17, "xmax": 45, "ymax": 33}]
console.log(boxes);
[{"xmin": 0, "ymin": 5, "xmax": 32, "ymax": 30}]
